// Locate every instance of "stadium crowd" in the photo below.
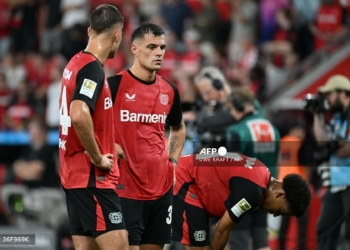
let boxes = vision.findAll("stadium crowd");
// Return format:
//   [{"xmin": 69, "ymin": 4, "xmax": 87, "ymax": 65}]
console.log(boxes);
[{"xmin": 0, "ymin": 0, "xmax": 349, "ymax": 249}]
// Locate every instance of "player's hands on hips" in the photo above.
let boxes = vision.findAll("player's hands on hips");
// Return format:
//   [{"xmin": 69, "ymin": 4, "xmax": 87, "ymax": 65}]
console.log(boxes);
[
  {"xmin": 95, "ymin": 154, "xmax": 114, "ymax": 171},
  {"xmin": 85, "ymin": 151, "xmax": 113, "ymax": 171},
  {"xmin": 115, "ymin": 143, "xmax": 127, "ymax": 161}
]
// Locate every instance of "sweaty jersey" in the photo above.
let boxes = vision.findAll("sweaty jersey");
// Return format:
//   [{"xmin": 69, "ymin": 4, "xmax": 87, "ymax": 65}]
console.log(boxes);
[
  {"xmin": 59, "ymin": 51, "xmax": 119, "ymax": 189},
  {"xmin": 174, "ymin": 154, "xmax": 271, "ymax": 222},
  {"xmin": 108, "ymin": 70, "xmax": 182, "ymax": 200}
]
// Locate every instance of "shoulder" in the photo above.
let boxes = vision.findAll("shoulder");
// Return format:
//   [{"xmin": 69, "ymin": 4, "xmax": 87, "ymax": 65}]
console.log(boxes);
[{"xmin": 160, "ymin": 76, "xmax": 178, "ymax": 90}]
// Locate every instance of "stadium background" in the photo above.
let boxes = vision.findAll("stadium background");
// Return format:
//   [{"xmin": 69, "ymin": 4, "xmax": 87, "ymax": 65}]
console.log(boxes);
[{"xmin": 0, "ymin": 0, "xmax": 349, "ymax": 249}]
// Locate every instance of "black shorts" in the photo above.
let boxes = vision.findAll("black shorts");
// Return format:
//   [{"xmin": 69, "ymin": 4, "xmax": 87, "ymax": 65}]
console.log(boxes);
[
  {"xmin": 172, "ymin": 196, "xmax": 210, "ymax": 247},
  {"xmin": 64, "ymin": 188, "xmax": 126, "ymax": 238},
  {"xmin": 120, "ymin": 187, "xmax": 173, "ymax": 246}
]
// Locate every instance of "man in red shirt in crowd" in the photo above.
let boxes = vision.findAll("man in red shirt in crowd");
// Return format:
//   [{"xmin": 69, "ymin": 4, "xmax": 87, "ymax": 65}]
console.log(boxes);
[
  {"xmin": 59, "ymin": 5, "xmax": 128, "ymax": 250},
  {"xmin": 172, "ymin": 153, "xmax": 311, "ymax": 250},
  {"xmin": 108, "ymin": 23, "xmax": 186, "ymax": 250},
  {"xmin": 310, "ymin": 0, "xmax": 348, "ymax": 50}
]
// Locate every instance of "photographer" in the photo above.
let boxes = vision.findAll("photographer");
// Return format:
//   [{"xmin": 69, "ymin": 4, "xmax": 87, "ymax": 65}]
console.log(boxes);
[
  {"xmin": 311, "ymin": 75, "xmax": 350, "ymax": 250},
  {"xmin": 195, "ymin": 67, "xmax": 264, "ymax": 147}
]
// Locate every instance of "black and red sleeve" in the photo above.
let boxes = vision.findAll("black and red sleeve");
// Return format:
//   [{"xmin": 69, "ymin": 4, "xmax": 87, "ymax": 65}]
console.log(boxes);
[
  {"xmin": 71, "ymin": 61, "xmax": 105, "ymax": 111},
  {"xmin": 163, "ymin": 78, "xmax": 182, "ymax": 126},
  {"xmin": 224, "ymin": 177, "xmax": 264, "ymax": 223},
  {"xmin": 107, "ymin": 75, "xmax": 122, "ymax": 104}
]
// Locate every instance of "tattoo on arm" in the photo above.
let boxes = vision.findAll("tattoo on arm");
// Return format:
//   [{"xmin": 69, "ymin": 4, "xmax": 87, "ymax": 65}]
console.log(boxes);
[{"xmin": 169, "ymin": 135, "xmax": 180, "ymax": 154}]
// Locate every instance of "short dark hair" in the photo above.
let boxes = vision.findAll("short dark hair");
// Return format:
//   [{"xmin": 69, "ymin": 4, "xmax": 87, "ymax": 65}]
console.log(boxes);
[
  {"xmin": 90, "ymin": 4, "xmax": 124, "ymax": 34},
  {"xmin": 131, "ymin": 23, "xmax": 165, "ymax": 43},
  {"xmin": 282, "ymin": 174, "xmax": 311, "ymax": 218}
]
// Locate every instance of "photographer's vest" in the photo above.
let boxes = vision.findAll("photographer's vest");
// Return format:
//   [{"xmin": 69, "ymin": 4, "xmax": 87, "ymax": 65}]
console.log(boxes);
[
  {"xmin": 278, "ymin": 135, "xmax": 308, "ymax": 181},
  {"xmin": 329, "ymin": 112, "xmax": 350, "ymax": 187},
  {"xmin": 226, "ymin": 114, "xmax": 280, "ymax": 177}
]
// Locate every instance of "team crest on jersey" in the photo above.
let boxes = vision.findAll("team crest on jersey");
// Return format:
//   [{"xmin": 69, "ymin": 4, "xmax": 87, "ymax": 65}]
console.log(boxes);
[
  {"xmin": 194, "ymin": 230, "xmax": 206, "ymax": 242},
  {"xmin": 109, "ymin": 212, "xmax": 122, "ymax": 224},
  {"xmin": 159, "ymin": 94, "xmax": 169, "ymax": 105}
]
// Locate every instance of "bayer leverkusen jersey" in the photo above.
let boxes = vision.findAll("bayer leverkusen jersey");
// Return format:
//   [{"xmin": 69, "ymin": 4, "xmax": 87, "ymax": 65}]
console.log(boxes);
[
  {"xmin": 174, "ymin": 154, "xmax": 271, "ymax": 222},
  {"xmin": 59, "ymin": 51, "xmax": 119, "ymax": 189},
  {"xmin": 108, "ymin": 70, "xmax": 182, "ymax": 200}
]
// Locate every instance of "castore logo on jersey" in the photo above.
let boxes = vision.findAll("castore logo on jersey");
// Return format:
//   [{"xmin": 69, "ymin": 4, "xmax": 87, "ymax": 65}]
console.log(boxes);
[{"xmin": 126, "ymin": 93, "xmax": 136, "ymax": 101}]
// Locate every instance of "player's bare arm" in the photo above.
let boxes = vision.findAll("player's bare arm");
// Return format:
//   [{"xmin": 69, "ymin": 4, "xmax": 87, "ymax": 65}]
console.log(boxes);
[
  {"xmin": 70, "ymin": 100, "xmax": 113, "ymax": 171},
  {"xmin": 210, "ymin": 211, "xmax": 236, "ymax": 250},
  {"xmin": 168, "ymin": 119, "xmax": 186, "ymax": 164},
  {"xmin": 115, "ymin": 142, "xmax": 127, "ymax": 161}
]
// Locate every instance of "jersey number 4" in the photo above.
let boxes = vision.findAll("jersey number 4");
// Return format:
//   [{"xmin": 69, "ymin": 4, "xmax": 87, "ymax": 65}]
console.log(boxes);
[{"xmin": 59, "ymin": 86, "xmax": 72, "ymax": 135}]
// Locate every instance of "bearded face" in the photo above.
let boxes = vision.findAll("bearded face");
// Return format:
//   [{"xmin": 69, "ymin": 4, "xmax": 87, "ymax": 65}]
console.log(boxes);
[{"xmin": 328, "ymin": 93, "xmax": 344, "ymax": 113}]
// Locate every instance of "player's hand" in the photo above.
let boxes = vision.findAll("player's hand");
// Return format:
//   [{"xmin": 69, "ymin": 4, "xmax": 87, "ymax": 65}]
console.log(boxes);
[
  {"xmin": 85, "ymin": 151, "xmax": 113, "ymax": 171},
  {"xmin": 115, "ymin": 143, "xmax": 127, "ymax": 161},
  {"xmin": 95, "ymin": 154, "xmax": 114, "ymax": 171}
]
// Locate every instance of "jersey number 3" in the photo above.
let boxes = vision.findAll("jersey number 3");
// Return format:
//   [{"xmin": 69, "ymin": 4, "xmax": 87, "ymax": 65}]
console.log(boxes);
[{"xmin": 59, "ymin": 86, "xmax": 72, "ymax": 135}]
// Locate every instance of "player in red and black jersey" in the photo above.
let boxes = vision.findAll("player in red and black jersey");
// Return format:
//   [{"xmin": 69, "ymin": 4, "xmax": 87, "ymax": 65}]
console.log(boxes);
[
  {"xmin": 108, "ymin": 23, "xmax": 186, "ymax": 250},
  {"xmin": 172, "ymin": 153, "xmax": 311, "ymax": 250},
  {"xmin": 58, "ymin": 5, "xmax": 128, "ymax": 250}
]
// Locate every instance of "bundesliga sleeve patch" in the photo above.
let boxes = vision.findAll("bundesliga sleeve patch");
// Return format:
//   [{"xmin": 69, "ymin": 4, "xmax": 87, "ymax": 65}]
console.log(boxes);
[
  {"xmin": 80, "ymin": 79, "xmax": 97, "ymax": 98},
  {"xmin": 231, "ymin": 198, "xmax": 251, "ymax": 218}
]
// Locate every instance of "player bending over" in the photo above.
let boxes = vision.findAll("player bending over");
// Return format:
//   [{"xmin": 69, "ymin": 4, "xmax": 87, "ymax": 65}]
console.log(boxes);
[{"xmin": 172, "ymin": 153, "xmax": 311, "ymax": 250}]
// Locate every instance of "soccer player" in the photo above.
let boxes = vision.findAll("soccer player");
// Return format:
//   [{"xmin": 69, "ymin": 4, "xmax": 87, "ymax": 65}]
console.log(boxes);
[
  {"xmin": 58, "ymin": 5, "xmax": 127, "ymax": 250},
  {"xmin": 172, "ymin": 153, "xmax": 312, "ymax": 250},
  {"xmin": 108, "ymin": 23, "xmax": 186, "ymax": 250}
]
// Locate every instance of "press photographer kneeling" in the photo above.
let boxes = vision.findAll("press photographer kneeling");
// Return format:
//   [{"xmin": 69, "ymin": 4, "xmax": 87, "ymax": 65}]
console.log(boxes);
[{"xmin": 305, "ymin": 75, "xmax": 350, "ymax": 250}]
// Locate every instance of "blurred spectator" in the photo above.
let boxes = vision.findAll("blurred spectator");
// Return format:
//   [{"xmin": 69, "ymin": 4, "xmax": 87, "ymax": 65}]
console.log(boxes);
[
  {"xmin": 0, "ymin": 72, "xmax": 10, "ymax": 129},
  {"xmin": 215, "ymin": 0, "xmax": 232, "ymax": 48},
  {"xmin": 157, "ymin": 31, "xmax": 180, "ymax": 83},
  {"xmin": 292, "ymin": 0, "xmax": 320, "ymax": 27},
  {"xmin": 193, "ymin": 0, "xmax": 220, "ymax": 44},
  {"xmin": 45, "ymin": 63, "xmax": 62, "ymax": 129},
  {"xmin": 162, "ymin": 0, "xmax": 192, "ymax": 40},
  {"xmin": 1, "ymin": 53, "xmax": 27, "ymax": 91},
  {"xmin": 5, "ymin": 80, "xmax": 36, "ymax": 131},
  {"xmin": 40, "ymin": 0, "xmax": 62, "ymax": 57},
  {"xmin": 10, "ymin": 0, "xmax": 44, "ymax": 53},
  {"xmin": 229, "ymin": 36, "xmax": 258, "ymax": 86},
  {"xmin": 60, "ymin": 0, "xmax": 89, "ymax": 32},
  {"xmin": 11, "ymin": 118, "xmax": 60, "ymax": 188},
  {"xmin": 0, "ymin": 1, "xmax": 11, "ymax": 59},
  {"xmin": 179, "ymin": 29, "xmax": 203, "ymax": 77},
  {"xmin": 263, "ymin": 8, "xmax": 299, "ymax": 68},
  {"xmin": 310, "ymin": 0, "xmax": 348, "ymax": 51},
  {"xmin": 259, "ymin": 0, "xmax": 290, "ymax": 44},
  {"xmin": 229, "ymin": 0, "xmax": 258, "ymax": 62},
  {"xmin": 60, "ymin": 23, "xmax": 87, "ymax": 61},
  {"xmin": 139, "ymin": 0, "xmax": 162, "ymax": 20}
]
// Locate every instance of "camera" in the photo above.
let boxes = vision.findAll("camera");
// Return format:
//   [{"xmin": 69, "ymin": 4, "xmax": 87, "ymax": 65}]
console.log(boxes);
[
  {"xmin": 302, "ymin": 93, "xmax": 327, "ymax": 113},
  {"xmin": 314, "ymin": 135, "xmax": 342, "ymax": 163}
]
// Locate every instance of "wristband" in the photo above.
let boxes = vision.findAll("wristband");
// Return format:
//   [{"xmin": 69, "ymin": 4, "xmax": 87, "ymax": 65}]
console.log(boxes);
[{"xmin": 169, "ymin": 158, "xmax": 178, "ymax": 166}]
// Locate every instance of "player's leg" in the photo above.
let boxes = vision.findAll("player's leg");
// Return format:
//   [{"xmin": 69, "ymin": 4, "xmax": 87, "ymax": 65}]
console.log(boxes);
[
  {"xmin": 251, "ymin": 208, "xmax": 270, "ymax": 250},
  {"xmin": 316, "ymin": 189, "xmax": 343, "ymax": 250},
  {"xmin": 64, "ymin": 189, "xmax": 100, "ymax": 250},
  {"xmin": 119, "ymin": 197, "xmax": 144, "ymax": 249},
  {"xmin": 140, "ymin": 188, "xmax": 173, "ymax": 250},
  {"xmin": 90, "ymin": 189, "xmax": 129, "ymax": 250},
  {"xmin": 72, "ymin": 236, "xmax": 101, "ymax": 250},
  {"xmin": 278, "ymin": 216, "xmax": 290, "ymax": 250},
  {"xmin": 95, "ymin": 230, "xmax": 128, "ymax": 250},
  {"xmin": 172, "ymin": 195, "xmax": 210, "ymax": 250},
  {"xmin": 341, "ymin": 187, "xmax": 350, "ymax": 249}
]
